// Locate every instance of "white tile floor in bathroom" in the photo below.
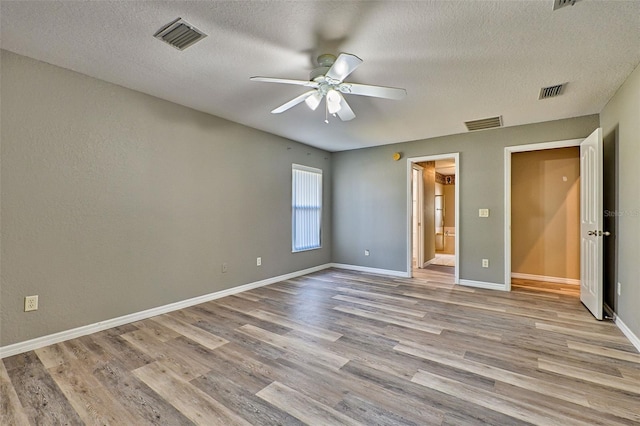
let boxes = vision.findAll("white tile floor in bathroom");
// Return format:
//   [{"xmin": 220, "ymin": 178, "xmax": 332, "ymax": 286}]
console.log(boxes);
[{"xmin": 429, "ymin": 253, "xmax": 455, "ymax": 267}]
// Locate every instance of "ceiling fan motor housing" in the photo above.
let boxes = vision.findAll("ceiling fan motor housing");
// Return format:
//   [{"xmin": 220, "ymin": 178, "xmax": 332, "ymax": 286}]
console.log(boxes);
[
  {"xmin": 310, "ymin": 67, "xmax": 331, "ymax": 81},
  {"xmin": 310, "ymin": 54, "xmax": 336, "ymax": 81},
  {"xmin": 317, "ymin": 54, "xmax": 336, "ymax": 66}
]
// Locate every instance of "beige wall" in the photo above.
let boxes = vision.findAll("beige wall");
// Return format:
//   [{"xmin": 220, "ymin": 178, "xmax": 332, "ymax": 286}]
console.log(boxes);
[
  {"xmin": 0, "ymin": 51, "xmax": 332, "ymax": 347},
  {"xmin": 443, "ymin": 184, "xmax": 455, "ymax": 229},
  {"xmin": 511, "ymin": 148, "xmax": 580, "ymax": 279},
  {"xmin": 600, "ymin": 61, "xmax": 640, "ymax": 341}
]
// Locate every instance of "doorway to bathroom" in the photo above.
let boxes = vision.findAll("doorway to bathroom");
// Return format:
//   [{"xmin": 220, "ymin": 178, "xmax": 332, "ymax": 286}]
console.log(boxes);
[
  {"xmin": 433, "ymin": 159, "xmax": 456, "ymax": 268},
  {"xmin": 407, "ymin": 153, "xmax": 459, "ymax": 283}
]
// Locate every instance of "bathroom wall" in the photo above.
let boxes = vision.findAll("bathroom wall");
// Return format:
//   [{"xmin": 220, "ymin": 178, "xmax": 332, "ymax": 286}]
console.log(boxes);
[
  {"xmin": 443, "ymin": 183, "xmax": 456, "ymax": 254},
  {"xmin": 444, "ymin": 184, "xmax": 456, "ymax": 229}
]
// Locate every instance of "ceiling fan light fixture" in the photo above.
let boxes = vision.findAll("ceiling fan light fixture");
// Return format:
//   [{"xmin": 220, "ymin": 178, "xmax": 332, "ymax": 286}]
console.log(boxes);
[
  {"xmin": 305, "ymin": 92, "xmax": 322, "ymax": 110},
  {"xmin": 327, "ymin": 102, "xmax": 341, "ymax": 114},
  {"xmin": 326, "ymin": 89, "xmax": 342, "ymax": 114}
]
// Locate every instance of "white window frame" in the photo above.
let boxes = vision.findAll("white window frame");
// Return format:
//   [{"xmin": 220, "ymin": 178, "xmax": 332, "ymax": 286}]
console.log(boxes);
[{"xmin": 292, "ymin": 164, "xmax": 323, "ymax": 252}]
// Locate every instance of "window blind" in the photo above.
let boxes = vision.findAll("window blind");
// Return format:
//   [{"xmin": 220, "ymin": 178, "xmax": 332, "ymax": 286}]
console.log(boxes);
[{"xmin": 292, "ymin": 164, "xmax": 322, "ymax": 252}]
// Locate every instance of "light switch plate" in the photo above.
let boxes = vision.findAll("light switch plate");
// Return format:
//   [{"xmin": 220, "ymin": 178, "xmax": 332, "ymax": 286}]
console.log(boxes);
[{"xmin": 479, "ymin": 208, "xmax": 489, "ymax": 217}]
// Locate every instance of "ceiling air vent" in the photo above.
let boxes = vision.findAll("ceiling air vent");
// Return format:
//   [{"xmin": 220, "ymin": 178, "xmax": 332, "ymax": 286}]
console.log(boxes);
[
  {"xmin": 464, "ymin": 116, "xmax": 503, "ymax": 132},
  {"xmin": 539, "ymin": 83, "xmax": 566, "ymax": 100},
  {"xmin": 553, "ymin": 0, "xmax": 581, "ymax": 11},
  {"xmin": 154, "ymin": 18, "xmax": 207, "ymax": 50}
]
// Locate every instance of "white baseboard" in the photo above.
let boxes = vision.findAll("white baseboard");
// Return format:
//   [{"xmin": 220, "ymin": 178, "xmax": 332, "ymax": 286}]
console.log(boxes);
[
  {"xmin": 615, "ymin": 316, "xmax": 640, "ymax": 353},
  {"xmin": 459, "ymin": 279, "xmax": 507, "ymax": 291},
  {"xmin": 0, "ymin": 263, "xmax": 332, "ymax": 359},
  {"xmin": 511, "ymin": 272, "xmax": 580, "ymax": 286},
  {"xmin": 330, "ymin": 263, "xmax": 411, "ymax": 278}
]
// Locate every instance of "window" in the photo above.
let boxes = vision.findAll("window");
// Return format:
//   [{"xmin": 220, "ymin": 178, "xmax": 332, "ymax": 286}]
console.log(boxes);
[{"xmin": 292, "ymin": 164, "xmax": 322, "ymax": 252}]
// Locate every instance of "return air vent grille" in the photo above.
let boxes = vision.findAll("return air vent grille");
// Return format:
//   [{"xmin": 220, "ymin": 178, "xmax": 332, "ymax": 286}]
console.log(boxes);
[
  {"xmin": 539, "ymin": 83, "xmax": 566, "ymax": 99},
  {"xmin": 553, "ymin": 0, "xmax": 581, "ymax": 11},
  {"xmin": 154, "ymin": 18, "xmax": 207, "ymax": 50},
  {"xmin": 464, "ymin": 116, "xmax": 503, "ymax": 132}
]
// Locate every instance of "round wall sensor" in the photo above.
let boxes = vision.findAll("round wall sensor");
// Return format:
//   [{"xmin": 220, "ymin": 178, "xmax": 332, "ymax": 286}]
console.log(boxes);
[{"xmin": 392, "ymin": 152, "xmax": 401, "ymax": 161}]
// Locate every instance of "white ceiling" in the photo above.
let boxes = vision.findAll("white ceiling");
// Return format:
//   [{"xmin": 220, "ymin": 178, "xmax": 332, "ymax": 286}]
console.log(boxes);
[
  {"xmin": 2, "ymin": 1, "xmax": 639, "ymax": 152},
  {"xmin": 436, "ymin": 159, "xmax": 456, "ymax": 176}
]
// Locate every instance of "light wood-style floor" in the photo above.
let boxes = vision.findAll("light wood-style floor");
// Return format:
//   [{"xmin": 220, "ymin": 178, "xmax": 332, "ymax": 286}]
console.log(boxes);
[{"xmin": 2, "ymin": 268, "xmax": 639, "ymax": 425}]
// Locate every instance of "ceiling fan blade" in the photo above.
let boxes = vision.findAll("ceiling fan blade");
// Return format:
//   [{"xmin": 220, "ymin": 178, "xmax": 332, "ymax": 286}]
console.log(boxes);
[
  {"xmin": 251, "ymin": 76, "xmax": 319, "ymax": 88},
  {"xmin": 304, "ymin": 91, "xmax": 323, "ymax": 111},
  {"xmin": 341, "ymin": 83, "xmax": 407, "ymax": 100},
  {"xmin": 325, "ymin": 53, "xmax": 363, "ymax": 83},
  {"xmin": 336, "ymin": 92, "xmax": 356, "ymax": 121},
  {"xmin": 271, "ymin": 90, "xmax": 317, "ymax": 114}
]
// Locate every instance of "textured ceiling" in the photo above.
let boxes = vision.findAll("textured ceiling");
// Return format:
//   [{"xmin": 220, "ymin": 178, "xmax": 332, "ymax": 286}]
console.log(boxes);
[{"xmin": 2, "ymin": 1, "xmax": 639, "ymax": 152}]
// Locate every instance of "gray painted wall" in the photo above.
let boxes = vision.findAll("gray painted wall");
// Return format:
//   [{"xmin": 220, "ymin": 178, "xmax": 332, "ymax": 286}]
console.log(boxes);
[
  {"xmin": 3, "ymin": 46, "xmax": 634, "ymax": 349},
  {"xmin": 332, "ymin": 115, "xmax": 599, "ymax": 284},
  {"xmin": 1, "ymin": 51, "xmax": 332, "ymax": 346},
  {"xmin": 600, "ymin": 62, "xmax": 640, "ymax": 340}
]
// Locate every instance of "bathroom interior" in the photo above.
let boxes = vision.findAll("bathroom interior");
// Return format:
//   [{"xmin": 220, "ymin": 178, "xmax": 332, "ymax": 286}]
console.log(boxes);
[
  {"xmin": 434, "ymin": 161, "xmax": 455, "ymax": 266},
  {"xmin": 432, "ymin": 160, "xmax": 456, "ymax": 266},
  {"xmin": 412, "ymin": 158, "xmax": 456, "ymax": 269}
]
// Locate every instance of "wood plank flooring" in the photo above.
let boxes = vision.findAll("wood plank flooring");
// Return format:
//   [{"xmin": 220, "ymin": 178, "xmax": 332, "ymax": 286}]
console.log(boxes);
[{"xmin": 2, "ymin": 268, "xmax": 640, "ymax": 425}]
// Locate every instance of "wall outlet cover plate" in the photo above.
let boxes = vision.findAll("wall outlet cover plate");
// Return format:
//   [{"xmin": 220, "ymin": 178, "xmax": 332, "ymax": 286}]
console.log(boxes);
[{"xmin": 25, "ymin": 295, "xmax": 39, "ymax": 312}]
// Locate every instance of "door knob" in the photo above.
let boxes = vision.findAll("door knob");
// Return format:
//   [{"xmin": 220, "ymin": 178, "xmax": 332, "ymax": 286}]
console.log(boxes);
[{"xmin": 601, "ymin": 231, "xmax": 611, "ymax": 237}]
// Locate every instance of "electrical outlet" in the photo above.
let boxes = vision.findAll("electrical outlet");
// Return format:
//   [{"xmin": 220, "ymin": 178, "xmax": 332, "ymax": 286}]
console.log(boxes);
[
  {"xmin": 617, "ymin": 282, "xmax": 621, "ymax": 296},
  {"xmin": 25, "ymin": 295, "xmax": 38, "ymax": 312},
  {"xmin": 365, "ymin": 250, "xmax": 370, "ymax": 256},
  {"xmin": 482, "ymin": 259, "xmax": 489, "ymax": 268},
  {"xmin": 222, "ymin": 263, "xmax": 228, "ymax": 273},
  {"xmin": 257, "ymin": 257, "xmax": 262, "ymax": 266}
]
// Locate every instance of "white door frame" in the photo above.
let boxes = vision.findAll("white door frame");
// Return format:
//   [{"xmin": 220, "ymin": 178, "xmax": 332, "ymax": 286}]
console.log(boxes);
[
  {"xmin": 504, "ymin": 138, "xmax": 583, "ymax": 291},
  {"xmin": 412, "ymin": 164, "xmax": 425, "ymax": 268},
  {"xmin": 406, "ymin": 153, "xmax": 460, "ymax": 283}
]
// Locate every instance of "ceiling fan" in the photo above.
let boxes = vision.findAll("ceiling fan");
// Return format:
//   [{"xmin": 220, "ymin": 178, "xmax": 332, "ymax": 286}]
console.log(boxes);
[{"xmin": 250, "ymin": 53, "xmax": 407, "ymax": 123}]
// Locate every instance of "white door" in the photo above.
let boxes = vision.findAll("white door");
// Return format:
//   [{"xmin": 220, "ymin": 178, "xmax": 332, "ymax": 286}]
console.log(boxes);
[{"xmin": 580, "ymin": 128, "xmax": 603, "ymax": 320}]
